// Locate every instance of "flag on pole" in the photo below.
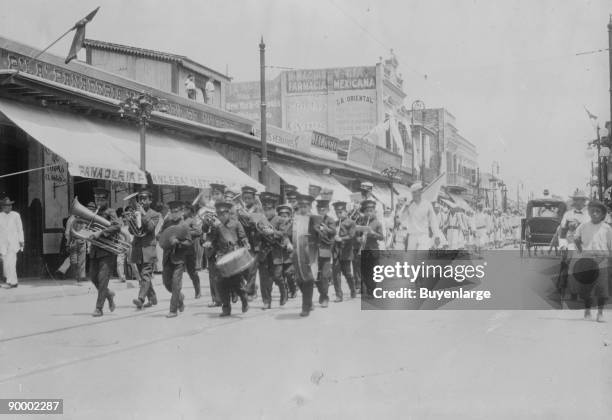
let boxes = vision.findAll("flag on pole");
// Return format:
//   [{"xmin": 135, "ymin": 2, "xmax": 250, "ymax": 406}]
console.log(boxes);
[
  {"xmin": 584, "ymin": 106, "xmax": 597, "ymax": 121},
  {"xmin": 363, "ymin": 120, "xmax": 388, "ymax": 148},
  {"xmin": 389, "ymin": 116, "xmax": 405, "ymax": 161},
  {"xmin": 65, "ymin": 7, "xmax": 100, "ymax": 64},
  {"xmin": 420, "ymin": 172, "xmax": 446, "ymax": 203}
]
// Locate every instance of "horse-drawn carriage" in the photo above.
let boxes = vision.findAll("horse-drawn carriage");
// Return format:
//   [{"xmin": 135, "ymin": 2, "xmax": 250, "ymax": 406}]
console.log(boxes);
[{"xmin": 520, "ymin": 199, "xmax": 567, "ymax": 257}]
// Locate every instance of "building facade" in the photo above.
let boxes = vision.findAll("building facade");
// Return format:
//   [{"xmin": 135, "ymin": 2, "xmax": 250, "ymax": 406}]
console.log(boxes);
[{"xmin": 0, "ymin": 36, "xmax": 401, "ymax": 279}]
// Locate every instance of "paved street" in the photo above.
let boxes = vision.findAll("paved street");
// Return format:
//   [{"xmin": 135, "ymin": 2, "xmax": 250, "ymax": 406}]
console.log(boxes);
[{"xmin": 1, "ymin": 257, "xmax": 611, "ymax": 420}]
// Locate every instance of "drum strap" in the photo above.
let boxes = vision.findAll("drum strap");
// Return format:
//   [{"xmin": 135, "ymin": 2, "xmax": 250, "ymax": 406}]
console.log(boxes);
[{"xmin": 218, "ymin": 223, "xmax": 238, "ymax": 251}]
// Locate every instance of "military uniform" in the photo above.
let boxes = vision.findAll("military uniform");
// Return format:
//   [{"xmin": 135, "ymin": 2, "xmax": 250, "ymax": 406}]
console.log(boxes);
[
  {"xmin": 183, "ymin": 205, "xmax": 203, "ymax": 298},
  {"xmin": 358, "ymin": 200, "xmax": 385, "ymax": 296},
  {"xmin": 130, "ymin": 191, "xmax": 161, "ymax": 309},
  {"xmin": 275, "ymin": 205, "xmax": 296, "ymax": 298},
  {"xmin": 89, "ymin": 188, "xmax": 121, "ymax": 316},
  {"xmin": 292, "ymin": 194, "xmax": 317, "ymax": 316},
  {"xmin": 159, "ymin": 202, "xmax": 191, "ymax": 317},
  {"xmin": 208, "ymin": 201, "xmax": 250, "ymax": 316},
  {"xmin": 257, "ymin": 193, "xmax": 289, "ymax": 309},
  {"xmin": 331, "ymin": 202, "xmax": 356, "ymax": 301},
  {"xmin": 204, "ymin": 183, "xmax": 226, "ymax": 307},
  {"xmin": 240, "ymin": 186, "xmax": 263, "ymax": 300},
  {"xmin": 313, "ymin": 199, "xmax": 335, "ymax": 307}
]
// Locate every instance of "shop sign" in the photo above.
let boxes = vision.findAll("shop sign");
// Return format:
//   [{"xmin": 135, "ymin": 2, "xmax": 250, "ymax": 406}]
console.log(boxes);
[{"xmin": 1, "ymin": 47, "xmax": 249, "ymax": 132}]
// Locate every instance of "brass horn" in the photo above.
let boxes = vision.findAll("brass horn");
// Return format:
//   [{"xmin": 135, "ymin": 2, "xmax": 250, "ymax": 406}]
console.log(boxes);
[{"xmin": 70, "ymin": 197, "xmax": 131, "ymax": 255}]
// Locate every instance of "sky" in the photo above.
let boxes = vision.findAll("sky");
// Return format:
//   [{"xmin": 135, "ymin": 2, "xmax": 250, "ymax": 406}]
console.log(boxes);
[{"xmin": 1, "ymin": 0, "xmax": 610, "ymax": 199}]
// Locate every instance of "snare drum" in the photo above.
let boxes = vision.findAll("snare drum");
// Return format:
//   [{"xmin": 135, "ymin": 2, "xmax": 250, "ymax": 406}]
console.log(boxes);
[{"xmin": 216, "ymin": 248, "xmax": 254, "ymax": 278}]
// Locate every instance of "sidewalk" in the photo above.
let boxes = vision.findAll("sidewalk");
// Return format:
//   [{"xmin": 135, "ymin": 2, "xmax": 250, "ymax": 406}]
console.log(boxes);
[{"xmin": 0, "ymin": 274, "xmax": 171, "ymax": 304}]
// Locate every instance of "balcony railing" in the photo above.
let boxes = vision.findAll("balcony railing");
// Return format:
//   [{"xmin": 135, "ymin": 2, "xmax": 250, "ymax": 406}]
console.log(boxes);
[{"xmin": 447, "ymin": 172, "xmax": 474, "ymax": 188}]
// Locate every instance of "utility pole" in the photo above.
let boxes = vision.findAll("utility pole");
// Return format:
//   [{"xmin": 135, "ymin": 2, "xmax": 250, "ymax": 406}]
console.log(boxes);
[
  {"xmin": 607, "ymin": 15, "xmax": 612, "ymax": 194},
  {"xmin": 259, "ymin": 36, "xmax": 268, "ymax": 189},
  {"xmin": 597, "ymin": 125, "xmax": 603, "ymax": 200}
]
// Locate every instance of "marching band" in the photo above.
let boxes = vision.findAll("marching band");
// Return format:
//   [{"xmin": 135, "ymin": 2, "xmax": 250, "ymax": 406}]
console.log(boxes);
[{"xmin": 75, "ymin": 183, "xmax": 605, "ymax": 319}]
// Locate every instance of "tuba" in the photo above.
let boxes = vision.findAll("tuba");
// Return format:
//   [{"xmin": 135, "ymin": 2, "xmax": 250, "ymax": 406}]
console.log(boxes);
[{"xmin": 70, "ymin": 197, "xmax": 132, "ymax": 255}]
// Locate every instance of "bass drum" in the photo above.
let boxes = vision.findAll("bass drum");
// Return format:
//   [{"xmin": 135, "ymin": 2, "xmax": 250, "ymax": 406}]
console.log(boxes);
[{"xmin": 292, "ymin": 214, "xmax": 319, "ymax": 283}]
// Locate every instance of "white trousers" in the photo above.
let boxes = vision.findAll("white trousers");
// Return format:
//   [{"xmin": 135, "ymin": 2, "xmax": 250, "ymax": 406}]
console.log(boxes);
[
  {"xmin": 1, "ymin": 251, "xmax": 18, "ymax": 285},
  {"xmin": 406, "ymin": 234, "xmax": 431, "ymax": 251}
]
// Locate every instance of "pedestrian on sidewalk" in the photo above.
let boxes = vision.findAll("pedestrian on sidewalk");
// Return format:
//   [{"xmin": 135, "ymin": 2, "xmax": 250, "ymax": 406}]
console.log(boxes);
[{"xmin": 0, "ymin": 196, "xmax": 24, "ymax": 288}]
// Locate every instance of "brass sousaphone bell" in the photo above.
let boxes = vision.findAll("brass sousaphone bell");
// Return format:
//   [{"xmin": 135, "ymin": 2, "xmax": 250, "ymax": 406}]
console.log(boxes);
[{"xmin": 69, "ymin": 197, "xmax": 132, "ymax": 255}]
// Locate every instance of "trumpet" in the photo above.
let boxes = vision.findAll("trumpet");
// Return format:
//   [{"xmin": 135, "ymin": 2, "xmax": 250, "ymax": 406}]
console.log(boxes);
[
  {"xmin": 123, "ymin": 205, "xmax": 146, "ymax": 238},
  {"xmin": 196, "ymin": 205, "xmax": 221, "ymax": 226},
  {"xmin": 348, "ymin": 206, "xmax": 361, "ymax": 222},
  {"xmin": 69, "ymin": 197, "xmax": 131, "ymax": 255}
]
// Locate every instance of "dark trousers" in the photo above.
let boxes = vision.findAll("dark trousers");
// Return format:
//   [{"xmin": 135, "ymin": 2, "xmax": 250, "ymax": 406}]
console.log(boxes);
[
  {"xmin": 208, "ymin": 257, "xmax": 221, "ymax": 304},
  {"xmin": 298, "ymin": 280, "xmax": 314, "ymax": 313},
  {"xmin": 274, "ymin": 262, "xmax": 294, "ymax": 296},
  {"xmin": 260, "ymin": 254, "xmax": 288, "ymax": 304},
  {"xmin": 90, "ymin": 255, "xmax": 115, "ymax": 310},
  {"xmin": 218, "ymin": 273, "xmax": 247, "ymax": 314},
  {"xmin": 185, "ymin": 252, "xmax": 201, "ymax": 296},
  {"xmin": 316, "ymin": 257, "xmax": 331, "ymax": 303},
  {"xmin": 162, "ymin": 261, "xmax": 184, "ymax": 313},
  {"xmin": 332, "ymin": 259, "xmax": 355, "ymax": 299},
  {"xmin": 245, "ymin": 252, "xmax": 259, "ymax": 297},
  {"xmin": 352, "ymin": 251, "xmax": 362, "ymax": 291},
  {"xmin": 137, "ymin": 262, "xmax": 157, "ymax": 302}
]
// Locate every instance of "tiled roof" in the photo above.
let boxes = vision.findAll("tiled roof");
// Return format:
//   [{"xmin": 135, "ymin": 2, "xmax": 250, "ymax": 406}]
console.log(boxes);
[{"xmin": 83, "ymin": 39, "xmax": 231, "ymax": 81}]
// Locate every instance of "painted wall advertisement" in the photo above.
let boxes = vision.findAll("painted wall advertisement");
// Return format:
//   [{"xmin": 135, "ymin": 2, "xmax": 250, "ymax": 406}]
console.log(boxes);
[
  {"xmin": 283, "ymin": 66, "xmax": 377, "ymax": 140},
  {"xmin": 43, "ymin": 146, "xmax": 69, "ymax": 232},
  {"xmin": 331, "ymin": 89, "xmax": 377, "ymax": 140},
  {"xmin": 284, "ymin": 94, "xmax": 328, "ymax": 133},
  {"xmin": 225, "ymin": 78, "xmax": 282, "ymax": 127}
]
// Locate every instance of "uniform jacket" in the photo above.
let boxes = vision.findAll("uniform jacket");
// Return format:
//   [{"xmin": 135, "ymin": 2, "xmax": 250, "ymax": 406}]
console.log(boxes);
[
  {"xmin": 334, "ymin": 217, "xmax": 356, "ymax": 261},
  {"xmin": 130, "ymin": 207, "xmax": 161, "ymax": 264},
  {"xmin": 183, "ymin": 215, "xmax": 203, "ymax": 256},
  {"xmin": 363, "ymin": 216, "xmax": 385, "ymax": 250},
  {"xmin": 159, "ymin": 218, "xmax": 193, "ymax": 265},
  {"xmin": 270, "ymin": 217, "xmax": 293, "ymax": 265},
  {"xmin": 314, "ymin": 214, "xmax": 336, "ymax": 258},
  {"xmin": 209, "ymin": 218, "xmax": 249, "ymax": 259},
  {"xmin": 89, "ymin": 207, "xmax": 121, "ymax": 259}
]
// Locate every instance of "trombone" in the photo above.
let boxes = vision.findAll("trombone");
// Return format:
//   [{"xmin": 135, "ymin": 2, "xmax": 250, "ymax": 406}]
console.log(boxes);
[{"xmin": 69, "ymin": 197, "xmax": 132, "ymax": 255}]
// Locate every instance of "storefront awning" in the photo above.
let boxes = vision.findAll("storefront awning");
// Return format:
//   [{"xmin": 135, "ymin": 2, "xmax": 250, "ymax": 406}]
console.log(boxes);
[
  {"xmin": 0, "ymin": 98, "xmax": 263, "ymax": 190},
  {"xmin": 0, "ymin": 97, "xmax": 147, "ymax": 183},
  {"xmin": 268, "ymin": 160, "xmax": 353, "ymax": 204},
  {"xmin": 447, "ymin": 192, "xmax": 473, "ymax": 212}
]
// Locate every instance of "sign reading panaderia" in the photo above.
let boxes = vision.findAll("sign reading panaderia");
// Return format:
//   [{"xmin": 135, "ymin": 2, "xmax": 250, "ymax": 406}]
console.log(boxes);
[
  {"xmin": 72, "ymin": 165, "xmax": 147, "ymax": 184},
  {"xmin": 0, "ymin": 48, "xmax": 249, "ymax": 132}
]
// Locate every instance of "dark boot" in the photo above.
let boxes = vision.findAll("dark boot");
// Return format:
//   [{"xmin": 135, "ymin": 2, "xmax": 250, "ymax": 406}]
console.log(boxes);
[
  {"xmin": 280, "ymin": 283, "xmax": 288, "ymax": 306},
  {"xmin": 300, "ymin": 283, "xmax": 314, "ymax": 316}
]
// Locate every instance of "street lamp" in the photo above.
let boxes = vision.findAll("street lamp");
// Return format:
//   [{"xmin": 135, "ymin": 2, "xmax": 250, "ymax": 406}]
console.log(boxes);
[{"xmin": 118, "ymin": 92, "xmax": 168, "ymax": 172}]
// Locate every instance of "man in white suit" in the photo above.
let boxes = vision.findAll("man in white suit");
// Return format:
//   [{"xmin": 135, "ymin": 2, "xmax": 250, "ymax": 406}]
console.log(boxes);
[{"xmin": 0, "ymin": 196, "xmax": 24, "ymax": 288}]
